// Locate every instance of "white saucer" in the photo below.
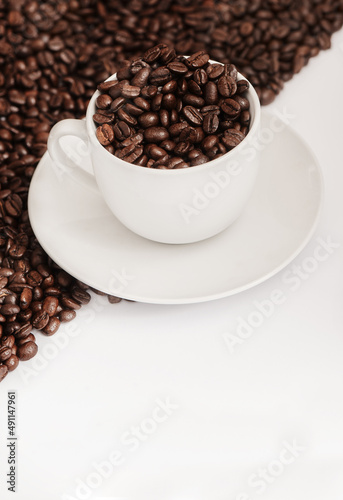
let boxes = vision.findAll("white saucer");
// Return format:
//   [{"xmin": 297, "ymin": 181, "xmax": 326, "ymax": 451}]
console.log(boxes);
[{"xmin": 28, "ymin": 111, "xmax": 323, "ymax": 304}]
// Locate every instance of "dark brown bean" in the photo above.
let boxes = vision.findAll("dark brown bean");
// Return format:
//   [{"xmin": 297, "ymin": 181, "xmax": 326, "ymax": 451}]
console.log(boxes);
[
  {"xmin": 96, "ymin": 124, "xmax": 114, "ymax": 146},
  {"xmin": 144, "ymin": 127, "xmax": 169, "ymax": 143},
  {"xmin": 17, "ymin": 341, "xmax": 38, "ymax": 361}
]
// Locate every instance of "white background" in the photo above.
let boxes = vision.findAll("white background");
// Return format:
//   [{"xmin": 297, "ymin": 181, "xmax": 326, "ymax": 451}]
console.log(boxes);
[{"xmin": 1, "ymin": 28, "xmax": 343, "ymax": 500}]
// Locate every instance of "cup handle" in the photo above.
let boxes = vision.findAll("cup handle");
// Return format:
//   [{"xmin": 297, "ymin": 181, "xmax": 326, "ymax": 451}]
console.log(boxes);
[{"xmin": 47, "ymin": 119, "xmax": 99, "ymax": 193}]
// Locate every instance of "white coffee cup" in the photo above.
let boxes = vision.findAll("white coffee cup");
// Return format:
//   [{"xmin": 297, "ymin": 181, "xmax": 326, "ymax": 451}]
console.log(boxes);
[{"xmin": 47, "ymin": 68, "xmax": 261, "ymax": 244}]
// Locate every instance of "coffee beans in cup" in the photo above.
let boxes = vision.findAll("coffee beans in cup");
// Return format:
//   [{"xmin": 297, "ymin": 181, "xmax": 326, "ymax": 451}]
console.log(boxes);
[{"xmin": 93, "ymin": 45, "xmax": 251, "ymax": 169}]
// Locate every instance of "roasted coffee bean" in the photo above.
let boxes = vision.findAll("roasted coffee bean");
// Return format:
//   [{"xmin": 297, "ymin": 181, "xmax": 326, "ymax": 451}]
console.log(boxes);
[
  {"xmin": 145, "ymin": 144, "xmax": 167, "ymax": 160},
  {"xmin": 222, "ymin": 129, "xmax": 246, "ymax": 149},
  {"xmin": 43, "ymin": 317, "xmax": 60, "ymax": 336},
  {"xmin": 96, "ymin": 124, "xmax": 114, "ymax": 146},
  {"xmin": 133, "ymin": 97, "xmax": 150, "ymax": 111},
  {"xmin": 186, "ymin": 51, "xmax": 209, "ymax": 69},
  {"xmin": 71, "ymin": 287, "xmax": 91, "ymax": 305},
  {"xmin": 144, "ymin": 127, "xmax": 169, "ymax": 143},
  {"xmin": 183, "ymin": 106, "xmax": 203, "ymax": 126},
  {"xmin": 202, "ymin": 135, "xmax": 219, "ymax": 151},
  {"xmin": 190, "ymin": 153, "xmax": 209, "ymax": 166},
  {"xmin": 149, "ymin": 67, "xmax": 172, "ymax": 86},
  {"xmin": 125, "ymin": 103, "xmax": 144, "ymax": 116},
  {"xmin": 14, "ymin": 323, "xmax": 32, "ymax": 340},
  {"xmin": 0, "ymin": 346, "xmax": 12, "ymax": 362},
  {"xmin": 159, "ymin": 109, "xmax": 170, "ymax": 128},
  {"xmin": 218, "ymin": 76, "xmax": 237, "ymax": 98},
  {"xmin": 204, "ymin": 82, "xmax": 218, "ymax": 105},
  {"xmin": 203, "ymin": 113, "xmax": 219, "ymax": 134},
  {"xmin": 207, "ymin": 64, "xmax": 225, "ymax": 80},
  {"xmin": 5, "ymin": 355, "xmax": 19, "ymax": 372},
  {"xmin": 59, "ymin": 309, "xmax": 76, "ymax": 322},
  {"xmin": 166, "ymin": 157, "xmax": 188, "ymax": 169},
  {"xmin": 131, "ymin": 68, "xmax": 150, "ymax": 88},
  {"xmin": 0, "ymin": 365, "xmax": 8, "ymax": 381},
  {"xmin": 96, "ymin": 94, "xmax": 112, "ymax": 110},
  {"xmin": 117, "ymin": 108, "xmax": 137, "ymax": 126},
  {"xmin": 151, "ymin": 94, "xmax": 163, "ymax": 112},
  {"xmin": 236, "ymin": 80, "xmax": 250, "ymax": 94},
  {"xmin": 232, "ymin": 95, "xmax": 250, "ymax": 111},
  {"xmin": 183, "ymin": 94, "xmax": 205, "ymax": 108},
  {"xmin": 162, "ymin": 94, "xmax": 177, "ymax": 110},
  {"xmin": 93, "ymin": 111, "xmax": 114, "ymax": 125},
  {"xmin": 0, "ymin": 304, "xmax": 20, "ymax": 316},
  {"xmin": 20, "ymin": 287, "xmax": 32, "ymax": 310},
  {"xmin": 32, "ymin": 310, "xmax": 50, "ymax": 330},
  {"xmin": 121, "ymin": 84, "xmax": 141, "ymax": 99},
  {"xmin": 110, "ymin": 97, "xmax": 126, "ymax": 112},
  {"xmin": 116, "ymin": 144, "xmax": 143, "ymax": 163},
  {"xmin": 17, "ymin": 341, "xmax": 38, "ymax": 361},
  {"xmin": 138, "ymin": 112, "xmax": 159, "ymax": 129},
  {"xmin": 221, "ymin": 98, "xmax": 241, "ymax": 118},
  {"xmin": 42, "ymin": 296, "xmax": 59, "ymax": 316},
  {"xmin": 113, "ymin": 121, "xmax": 131, "ymax": 140},
  {"xmin": 168, "ymin": 61, "xmax": 188, "ymax": 75}
]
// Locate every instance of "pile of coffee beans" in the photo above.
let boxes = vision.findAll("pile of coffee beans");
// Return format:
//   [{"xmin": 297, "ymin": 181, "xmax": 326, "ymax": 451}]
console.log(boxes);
[
  {"xmin": 94, "ymin": 47, "xmax": 251, "ymax": 168},
  {"xmin": 0, "ymin": 0, "xmax": 342, "ymax": 381}
]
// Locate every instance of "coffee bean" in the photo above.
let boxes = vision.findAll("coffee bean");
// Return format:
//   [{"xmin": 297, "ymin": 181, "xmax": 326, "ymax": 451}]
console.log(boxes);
[
  {"xmin": 203, "ymin": 113, "xmax": 219, "ymax": 135},
  {"xmin": 93, "ymin": 111, "xmax": 114, "ymax": 125},
  {"xmin": 4, "ymin": 355, "xmax": 19, "ymax": 371},
  {"xmin": 162, "ymin": 94, "xmax": 177, "ymax": 110},
  {"xmin": 144, "ymin": 127, "xmax": 169, "ymax": 143},
  {"xmin": 43, "ymin": 317, "xmax": 60, "ymax": 336},
  {"xmin": 59, "ymin": 309, "xmax": 76, "ymax": 322},
  {"xmin": 20, "ymin": 288, "xmax": 32, "ymax": 310},
  {"xmin": 117, "ymin": 108, "xmax": 137, "ymax": 126},
  {"xmin": 218, "ymin": 76, "xmax": 237, "ymax": 97},
  {"xmin": 124, "ymin": 103, "xmax": 144, "ymax": 116},
  {"xmin": 0, "ymin": 346, "xmax": 12, "ymax": 362},
  {"xmin": 133, "ymin": 97, "xmax": 150, "ymax": 111},
  {"xmin": 96, "ymin": 94, "xmax": 113, "ymax": 110},
  {"xmin": 17, "ymin": 341, "xmax": 38, "ymax": 361},
  {"xmin": 131, "ymin": 68, "xmax": 150, "ymax": 88},
  {"xmin": 96, "ymin": 124, "xmax": 114, "ymax": 146},
  {"xmin": 149, "ymin": 67, "xmax": 172, "ymax": 86},
  {"xmin": 222, "ymin": 129, "xmax": 246, "ymax": 149},
  {"xmin": 186, "ymin": 51, "xmax": 210, "ymax": 68},
  {"xmin": 121, "ymin": 84, "xmax": 141, "ymax": 99},
  {"xmin": 183, "ymin": 106, "xmax": 203, "ymax": 126},
  {"xmin": 71, "ymin": 287, "xmax": 91, "ymax": 305},
  {"xmin": 206, "ymin": 63, "xmax": 225, "ymax": 80},
  {"xmin": 145, "ymin": 144, "xmax": 168, "ymax": 160},
  {"xmin": 236, "ymin": 80, "xmax": 250, "ymax": 94},
  {"xmin": 220, "ymin": 98, "xmax": 241, "ymax": 118},
  {"xmin": 32, "ymin": 310, "xmax": 50, "ymax": 330},
  {"xmin": 42, "ymin": 296, "xmax": 59, "ymax": 316},
  {"xmin": 0, "ymin": 365, "xmax": 8, "ymax": 382},
  {"xmin": 168, "ymin": 61, "xmax": 188, "ymax": 74},
  {"xmin": 144, "ymin": 44, "xmax": 164, "ymax": 63},
  {"xmin": 204, "ymin": 82, "xmax": 218, "ymax": 105},
  {"xmin": 110, "ymin": 97, "xmax": 126, "ymax": 112},
  {"xmin": 116, "ymin": 144, "xmax": 144, "ymax": 163},
  {"xmin": 138, "ymin": 112, "xmax": 159, "ymax": 129},
  {"xmin": 183, "ymin": 94, "xmax": 205, "ymax": 108}
]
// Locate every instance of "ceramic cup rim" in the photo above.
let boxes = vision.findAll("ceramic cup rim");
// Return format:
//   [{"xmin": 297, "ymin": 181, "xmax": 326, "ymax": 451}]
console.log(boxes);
[{"xmin": 86, "ymin": 62, "xmax": 261, "ymax": 176}]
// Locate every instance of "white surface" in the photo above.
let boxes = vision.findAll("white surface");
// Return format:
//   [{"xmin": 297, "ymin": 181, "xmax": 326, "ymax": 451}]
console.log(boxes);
[
  {"xmin": 1, "ymin": 29, "xmax": 343, "ymax": 500},
  {"xmin": 28, "ymin": 112, "xmax": 323, "ymax": 303}
]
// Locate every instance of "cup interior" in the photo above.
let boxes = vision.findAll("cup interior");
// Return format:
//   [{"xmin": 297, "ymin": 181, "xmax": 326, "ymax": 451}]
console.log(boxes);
[{"xmin": 86, "ymin": 62, "xmax": 261, "ymax": 175}]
